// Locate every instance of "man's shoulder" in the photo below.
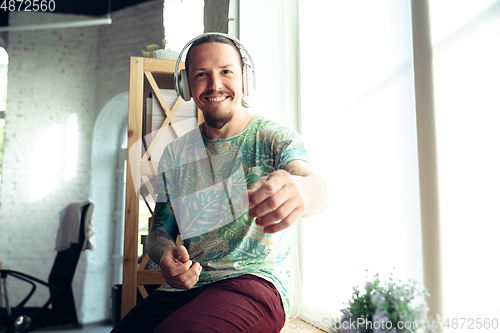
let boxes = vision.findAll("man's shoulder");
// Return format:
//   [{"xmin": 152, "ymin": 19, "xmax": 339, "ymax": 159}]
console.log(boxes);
[
  {"xmin": 251, "ymin": 114, "xmax": 287, "ymax": 127},
  {"xmin": 249, "ymin": 115, "xmax": 301, "ymax": 141},
  {"xmin": 250, "ymin": 115, "xmax": 296, "ymax": 134}
]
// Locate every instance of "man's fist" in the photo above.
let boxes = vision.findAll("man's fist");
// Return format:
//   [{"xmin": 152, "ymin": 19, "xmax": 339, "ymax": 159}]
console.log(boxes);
[{"xmin": 159, "ymin": 245, "xmax": 202, "ymax": 289}]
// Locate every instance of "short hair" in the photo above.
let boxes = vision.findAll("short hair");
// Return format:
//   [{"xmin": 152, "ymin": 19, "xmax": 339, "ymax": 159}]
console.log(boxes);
[{"xmin": 184, "ymin": 34, "xmax": 245, "ymax": 75}]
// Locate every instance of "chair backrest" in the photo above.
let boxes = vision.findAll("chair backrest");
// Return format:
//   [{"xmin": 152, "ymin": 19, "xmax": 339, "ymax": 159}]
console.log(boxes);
[
  {"xmin": 49, "ymin": 203, "xmax": 89, "ymax": 283},
  {"xmin": 48, "ymin": 203, "xmax": 90, "ymax": 324}
]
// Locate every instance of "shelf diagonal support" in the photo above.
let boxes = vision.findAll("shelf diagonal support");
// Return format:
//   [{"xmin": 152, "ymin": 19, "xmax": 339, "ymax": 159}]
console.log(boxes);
[
  {"xmin": 142, "ymin": 72, "xmax": 186, "ymax": 163},
  {"xmin": 141, "ymin": 175, "xmax": 158, "ymax": 202},
  {"xmin": 145, "ymin": 71, "xmax": 182, "ymax": 136},
  {"xmin": 140, "ymin": 100, "xmax": 185, "ymax": 163}
]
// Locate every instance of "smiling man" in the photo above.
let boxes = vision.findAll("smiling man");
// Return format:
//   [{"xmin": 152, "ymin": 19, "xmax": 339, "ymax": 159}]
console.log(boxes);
[
  {"xmin": 112, "ymin": 33, "xmax": 328, "ymax": 333},
  {"xmin": 186, "ymin": 37, "xmax": 253, "ymax": 137},
  {"xmin": 187, "ymin": 41, "xmax": 245, "ymax": 132}
]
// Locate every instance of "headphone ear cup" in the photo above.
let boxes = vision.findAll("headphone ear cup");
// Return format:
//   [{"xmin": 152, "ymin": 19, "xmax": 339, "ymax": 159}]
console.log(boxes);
[
  {"xmin": 177, "ymin": 69, "xmax": 191, "ymax": 101},
  {"xmin": 242, "ymin": 63, "xmax": 251, "ymax": 97},
  {"xmin": 241, "ymin": 63, "xmax": 252, "ymax": 108}
]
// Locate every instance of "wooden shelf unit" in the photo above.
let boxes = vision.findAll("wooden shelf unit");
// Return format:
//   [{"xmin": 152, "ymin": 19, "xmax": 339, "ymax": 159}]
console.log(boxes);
[{"xmin": 122, "ymin": 57, "xmax": 203, "ymax": 318}]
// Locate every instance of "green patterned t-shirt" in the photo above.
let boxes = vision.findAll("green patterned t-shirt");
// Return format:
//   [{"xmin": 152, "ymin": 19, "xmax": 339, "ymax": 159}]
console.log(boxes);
[{"xmin": 153, "ymin": 115, "xmax": 309, "ymax": 316}]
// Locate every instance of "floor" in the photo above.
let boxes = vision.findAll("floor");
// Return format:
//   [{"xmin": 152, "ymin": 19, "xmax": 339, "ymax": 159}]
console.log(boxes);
[
  {"xmin": 22, "ymin": 324, "xmax": 113, "ymax": 333},
  {"xmin": 30, "ymin": 321, "xmax": 323, "ymax": 333},
  {"xmin": 281, "ymin": 319, "xmax": 326, "ymax": 333},
  {"xmin": 1, "ymin": 319, "xmax": 325, "ymax": 333},
  {"xmin": 0, "ymin": 324, "xmax": 113, "ymax": 333}
]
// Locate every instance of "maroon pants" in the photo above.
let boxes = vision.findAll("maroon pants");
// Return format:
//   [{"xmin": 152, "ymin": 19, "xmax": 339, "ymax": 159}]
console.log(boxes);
[{"xmin": 112, "ymin": 274, "xmax": 286, "ymax": 333}]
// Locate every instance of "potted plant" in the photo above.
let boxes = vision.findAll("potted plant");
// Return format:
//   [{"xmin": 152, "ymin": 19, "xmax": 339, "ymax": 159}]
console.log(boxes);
[
  {"xmin": 338, "ymin": 270, "xmax": 437, "ymax": 333},
  {"xmin": 142, "ymin": 39, "xmax": 179, "ymax": 60}
]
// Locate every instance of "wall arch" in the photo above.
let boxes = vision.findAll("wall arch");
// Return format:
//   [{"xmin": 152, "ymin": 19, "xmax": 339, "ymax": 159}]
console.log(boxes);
[{"xmin": 82, "ymin": 91, "xmax": 128, "ymax": 322}]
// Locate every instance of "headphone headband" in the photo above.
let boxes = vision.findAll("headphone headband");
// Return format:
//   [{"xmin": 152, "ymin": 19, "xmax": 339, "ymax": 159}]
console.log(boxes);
[{"xmin": 174, "ymin": 32, "xmax": 256, "ymax": 97}]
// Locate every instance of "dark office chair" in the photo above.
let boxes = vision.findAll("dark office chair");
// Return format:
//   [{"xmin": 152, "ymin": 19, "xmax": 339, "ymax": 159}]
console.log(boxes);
[{"xmin": 0, "ymin": 202, "xmax": 92, "ymax": 333}]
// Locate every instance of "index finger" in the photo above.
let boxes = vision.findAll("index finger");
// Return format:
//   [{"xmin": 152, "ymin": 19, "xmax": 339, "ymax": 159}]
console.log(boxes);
[
  {"xmin": 246, "ymin": 172, "xmax": 285, "ymax": 207},
  {"xmin": 247, "ymin": 173, "xmax": 271, "ymax": 192},
  {"xmin": 165, "ymin": 258, "xmax": 193, "ymax": 276},
  {"xmin": 160, "ymin": 246, "xmax": 191, "ymax": 274}
]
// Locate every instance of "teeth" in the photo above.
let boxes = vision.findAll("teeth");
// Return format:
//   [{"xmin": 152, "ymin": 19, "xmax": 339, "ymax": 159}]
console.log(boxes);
[{"xmin": 208, "ymin": 96, "xmax": 225, "ymax": 102}]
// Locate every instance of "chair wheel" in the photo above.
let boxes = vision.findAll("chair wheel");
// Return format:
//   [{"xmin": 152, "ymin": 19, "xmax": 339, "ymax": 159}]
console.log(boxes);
[{"xmin": 14, "ymin": 315, "xmax": 32, "ymax": 333}]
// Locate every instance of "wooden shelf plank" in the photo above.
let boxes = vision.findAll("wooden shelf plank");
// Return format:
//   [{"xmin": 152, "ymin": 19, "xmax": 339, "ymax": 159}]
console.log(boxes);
[
  {"xmin": 143, "ymin": 58, "xmax": 181, "ymax": 73},
  {"xmin": 137, "ymin": 270, "xmax": 165, "ymax": 285},
  {"xmin": 122, "ymin": 56, "xmax": 203, "ymax": 319},
  {"xmin": 122, "ymin": 57, "xmax": 144, "ymax": 317}
]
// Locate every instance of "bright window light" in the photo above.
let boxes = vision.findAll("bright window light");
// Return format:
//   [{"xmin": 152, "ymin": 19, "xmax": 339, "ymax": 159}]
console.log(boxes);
[
  {"xmin": 30, "ymin": 124, "xmax": 61, "ymax": 201},
  {"xmin": 430, "ymin": 0, "xmax": 500, "ymax": 326},
  {"xmin": 429, "ymin": 0, "xmax": 498, "ymax": 44},
  {"xmin": 0, "ymin": 47, "xmax": 8, "ymax": 111},
  {"xmin": 298, "ymin": 0, "xmax": 423, "ymax": 322},
  {"xmin": 163, "ymin": 0, "xmax": 204, "ymax": 54},
  {"xmin": 64, "ymin": 114, "xmax": 78, "ymax": 181}
]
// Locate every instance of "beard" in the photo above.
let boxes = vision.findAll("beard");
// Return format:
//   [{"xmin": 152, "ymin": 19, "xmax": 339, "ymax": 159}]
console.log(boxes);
[
  {"xmin": 203, "ymin": 108, "xmax": 235, "ymax": 130},
  {"xmin": 201, "ymin": 89, "xmax": 236, "ymax": 130}
]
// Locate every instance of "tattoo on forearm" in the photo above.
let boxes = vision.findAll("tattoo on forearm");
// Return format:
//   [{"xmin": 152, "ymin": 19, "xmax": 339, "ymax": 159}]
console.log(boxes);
[
  {"xmin": 146, "ymin": 199, "xmax": 179, "ymax": 264},
  {"xmin": 146, "ymin": 230, "xmax": 176, "ymax": 263}
]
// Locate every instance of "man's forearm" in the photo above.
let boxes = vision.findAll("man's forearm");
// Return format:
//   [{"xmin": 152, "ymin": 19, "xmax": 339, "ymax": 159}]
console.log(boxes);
[
  {"xmin": 284, "ymin": 160, "xmax": 329, "ymax": 218},
  {"xmin": 295, "ymin": 173, "xmax": 329, "ymax": 218},
  {"xmin": 146, "ymin": 230, "xmax": 177, "ymax": 264},
  {"xmin": 146, "ymin": 200, "xmax": 179, "ymax": 264}
]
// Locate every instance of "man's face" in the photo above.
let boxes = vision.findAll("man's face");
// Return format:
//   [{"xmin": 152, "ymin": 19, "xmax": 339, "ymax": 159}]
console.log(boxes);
[{"xmin": 187, "ymin": 42, "xmax": 243, "ymax": 130}]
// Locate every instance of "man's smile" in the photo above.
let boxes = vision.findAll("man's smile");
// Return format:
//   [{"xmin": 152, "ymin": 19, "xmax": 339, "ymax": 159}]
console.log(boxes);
[{"xmin": 206, "ymin": 96, "xmax": 228, "ymax": 102}]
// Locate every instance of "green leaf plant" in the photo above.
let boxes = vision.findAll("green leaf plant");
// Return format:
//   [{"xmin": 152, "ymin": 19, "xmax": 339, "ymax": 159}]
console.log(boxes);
[{"xmin": 339, "ymin": 269, "xmax": 436, "ymax": 333}]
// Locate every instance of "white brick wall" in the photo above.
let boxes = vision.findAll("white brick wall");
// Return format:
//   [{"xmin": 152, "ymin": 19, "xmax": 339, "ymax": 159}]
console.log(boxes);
[
  {"xmin": 0, "ymin": 12, "xmax": 99, "ymax": 315},
  {"xmin": 0, "ymin": 0, "xmax": 165, "ymax": 324}
]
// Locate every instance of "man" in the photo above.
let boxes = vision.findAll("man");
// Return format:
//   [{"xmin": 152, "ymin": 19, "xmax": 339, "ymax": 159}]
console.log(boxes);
[{"xmin": 113, "ymin": 33, "xmax": 328, "ymax": 333}]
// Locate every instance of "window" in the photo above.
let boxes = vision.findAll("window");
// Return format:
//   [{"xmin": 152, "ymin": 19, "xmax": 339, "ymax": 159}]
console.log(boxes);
[
  {"xmin": 0, "ymin": 113, "xmax": 4, "ymax": 186},
  {"xmin": 298, "ymin": 0, "xmax": 422, "ymax": 322},
  {"xmin": 297, "ymin": 0, "xmax": 500, "ymax": 329},
  {"xmin": 429, "ymin": 0, "xmax": 500, "ymax": 323},
  {"xmin": 163, "ymin": 0, "xmax": 204, "ymax": 53},
  {"xmin": 0, "ymin": 47, "xmax": 8, "ymax": 187}
]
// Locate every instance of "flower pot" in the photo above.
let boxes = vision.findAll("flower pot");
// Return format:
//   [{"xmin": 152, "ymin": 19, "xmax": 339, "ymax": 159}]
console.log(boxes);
[{"xmin": 152, "ymin": 49, "xmax": 180, "ymax": 60}]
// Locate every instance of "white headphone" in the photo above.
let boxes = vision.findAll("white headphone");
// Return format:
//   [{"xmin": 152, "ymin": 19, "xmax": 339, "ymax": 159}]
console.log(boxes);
[{"xmin": 174, "ymin": 32, "xmax": 256, "ymax": 107}]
